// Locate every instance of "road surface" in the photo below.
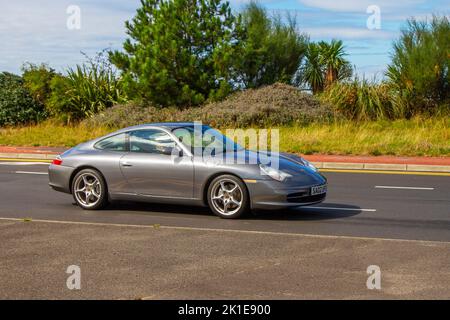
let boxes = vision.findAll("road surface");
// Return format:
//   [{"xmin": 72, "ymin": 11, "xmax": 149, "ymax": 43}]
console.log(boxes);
[{"xmin": 0, "ymin": 161, "xmax": 449, "ymax": 299}]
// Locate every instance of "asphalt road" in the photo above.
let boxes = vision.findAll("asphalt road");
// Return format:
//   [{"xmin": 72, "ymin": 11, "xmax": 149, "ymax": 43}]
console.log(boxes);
[
  {"xmin": 0, "ymin": 162, "xmax": 449, "ymax": 241},
  {"xmin": 0, "ymin": 161, "xmax": 449, "ymax": 299}
]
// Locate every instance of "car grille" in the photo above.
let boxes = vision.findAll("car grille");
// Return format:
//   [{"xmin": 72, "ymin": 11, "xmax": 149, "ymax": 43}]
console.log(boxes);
[{"xmin": 286, "ymin": 192, "xmax": 326, "ymax": 203}]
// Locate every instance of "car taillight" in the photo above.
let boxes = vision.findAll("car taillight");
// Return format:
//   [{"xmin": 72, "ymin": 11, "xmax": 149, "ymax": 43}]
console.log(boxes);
[{"xmin": 52, "ymin": 158, "xmax": 63, "ymax": 165}]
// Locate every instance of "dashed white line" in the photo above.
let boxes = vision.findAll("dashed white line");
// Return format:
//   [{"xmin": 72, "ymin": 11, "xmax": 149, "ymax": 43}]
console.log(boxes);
[
  {"xmin": 304, "ymin": 206, "xmax": 376, "ymax": 212},
  {"xmin": 375, "ymin": 185, "xmax": 434, "ymax": 190},
  {"xmin": 15, "ymin": 171, "xmax": 48, "ymax": 175}
]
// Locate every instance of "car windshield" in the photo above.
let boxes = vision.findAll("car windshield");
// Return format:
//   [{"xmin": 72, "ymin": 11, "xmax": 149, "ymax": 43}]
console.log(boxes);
[{"xmin": 172, "ymin": 125, "xmax": 244, "ymax": 154}]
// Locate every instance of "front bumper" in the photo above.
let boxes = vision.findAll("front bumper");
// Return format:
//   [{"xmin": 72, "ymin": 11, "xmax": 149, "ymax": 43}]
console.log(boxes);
[
  {"xmin": 48, "ymin": 164, "xmax": 75, "ymax": 194},
  {"xmin": 245, "ymin": 179, "xmax": 327, "ymax": 209}
]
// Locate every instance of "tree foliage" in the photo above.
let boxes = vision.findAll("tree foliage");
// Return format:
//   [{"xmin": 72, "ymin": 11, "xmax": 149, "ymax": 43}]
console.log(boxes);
[
  {"xmin": 235, "ymin": 1, "xmax": 308, "ymax": 88},
  {"xmin": 386, "ymin": 16, "xmax": 450, "ymax": 115},
  {"xmin": 22, "ymin": 63, "xmax": 57, "ymax": 107},
  {"xmin": 297, "ymin": 40, "xmax": 352, "ymax": 94},
  {"xmin": 110, "ymin": 0, "xmax": 240, "ymax": 107},
  {"xmin": 0, "ymin": 72, "xmax": 46, "ymax": 126},
  {"xmin": 319, "ymin": 40, "xmax": 352, "ymax": 88}
]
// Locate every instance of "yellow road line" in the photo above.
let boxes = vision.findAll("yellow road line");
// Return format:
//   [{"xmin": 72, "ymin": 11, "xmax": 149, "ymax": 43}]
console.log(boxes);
[
  {"xmin": 320, "ymin": 169, "xmax": 450, "ymax": 176},
  {"xmin": 0, "ymin": 158, "xmax": 51, "ymax": 163}
]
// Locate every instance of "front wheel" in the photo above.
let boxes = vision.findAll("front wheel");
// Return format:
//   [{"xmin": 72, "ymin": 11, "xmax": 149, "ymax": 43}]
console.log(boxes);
[
  {"xmin": 71, "ymin": 169, "xmax": 108, "ymax": 210},
  {"xmin": 207, "ymin": 175, "xmax": 249, "ymax": 219}
]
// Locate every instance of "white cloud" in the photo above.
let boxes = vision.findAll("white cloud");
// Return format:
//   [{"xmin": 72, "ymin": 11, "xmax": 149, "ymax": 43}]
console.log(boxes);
[
  {"xmin": 303, "ymin": 27, "xmax": 396, "ymax": 40},
  {"xmin": 298, "ymin": 0, "xmax": 425, "ymax": 13},
  {"xmin": 0, "ymin": 0, "xmax": 139, "ymax": 73}
]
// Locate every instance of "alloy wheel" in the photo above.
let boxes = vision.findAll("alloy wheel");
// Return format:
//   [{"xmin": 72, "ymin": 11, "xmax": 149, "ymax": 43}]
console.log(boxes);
[
  {"xmin": 210, "ymin": 178, "xmax": 243, "ymax": 216},
  {"xmin": 74, "ymin": 173, "xmax": 102, "ymax": 208}
]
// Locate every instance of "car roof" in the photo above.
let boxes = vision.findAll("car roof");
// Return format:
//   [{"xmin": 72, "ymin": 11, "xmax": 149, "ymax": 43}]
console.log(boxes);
[{"xmin": 113, "ymin": 122, "xmax": 206, "ymax": 133}]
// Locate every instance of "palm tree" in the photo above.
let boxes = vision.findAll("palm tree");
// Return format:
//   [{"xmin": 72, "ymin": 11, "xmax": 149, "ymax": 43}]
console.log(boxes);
[
  {"xmin": 298, "ymin": 42, "xmax": 324, "ymax": 94},
  {"xmin": 318, "ymin": 39, "xmax": 350, "ymax": 88},
  {"xmin": 298, "ymin": 40, "xmax": 351, "ymax": 94}
]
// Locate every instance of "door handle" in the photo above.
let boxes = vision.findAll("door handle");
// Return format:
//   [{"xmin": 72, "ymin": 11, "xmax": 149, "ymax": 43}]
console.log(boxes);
[{"xmin": 121, "ymin": 162, "xmax": 133, "ymax": 167}]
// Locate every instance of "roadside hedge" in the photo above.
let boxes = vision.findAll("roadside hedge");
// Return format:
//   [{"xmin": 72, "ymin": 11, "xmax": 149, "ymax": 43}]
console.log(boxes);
[{"xmin": 0, "ymin": 72, "xmax": 46, "ymax": 126}]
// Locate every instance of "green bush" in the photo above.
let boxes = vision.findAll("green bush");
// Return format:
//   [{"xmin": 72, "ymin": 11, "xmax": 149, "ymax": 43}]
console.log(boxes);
[
  {"xmin": 320, "ymin": 78, "xmax": 404, "ymax": 120},
  {"xmin": 22, "ymin": 63, "xmax": 57, "ymax": 107},
  {"xmin": 84, "ymin": 83, "xmax": 335, "ymax": 128},
  {"xmin": 0, "ymin": 72, "xmax": 46, "ymax": 126},
  {"xmin": 386, "ymin": 16, "xmax": 450, "ymax": 115},
  {"xmin": 47, "ymin": 53, "xmax": 128, "ymax": 123},
  {"xmin": 236, "ymin": 1, "xmax": 308, "ymax": 88}
]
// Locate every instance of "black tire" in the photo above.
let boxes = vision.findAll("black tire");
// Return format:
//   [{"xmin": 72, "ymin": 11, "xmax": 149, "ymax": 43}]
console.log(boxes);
[
  {"xmin": 207, "ymin": 174, "xmax": 249, "ymax": 219},
  {"xmin": 71, "ymin": 168, "xmax": 108, "ymax": 210}
]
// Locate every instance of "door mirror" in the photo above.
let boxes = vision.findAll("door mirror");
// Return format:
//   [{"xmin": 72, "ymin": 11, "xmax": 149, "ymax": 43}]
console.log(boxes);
[
  {"xmin": 174, "ymin": 146, "xmax": 183, "ymax": 157},
  {"xmin": 160, "ymin": 145, "xmax": 183, "ymax": 157}
]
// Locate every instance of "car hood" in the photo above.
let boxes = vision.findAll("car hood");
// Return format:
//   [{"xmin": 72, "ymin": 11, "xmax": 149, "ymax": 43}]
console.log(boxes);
[{"xmin": 209, "ymin": 149, "xmax": 326, "ymax": 185}]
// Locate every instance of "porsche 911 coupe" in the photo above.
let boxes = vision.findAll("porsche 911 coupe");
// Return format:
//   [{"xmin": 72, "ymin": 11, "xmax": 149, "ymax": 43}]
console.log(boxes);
[{"xmin": 48, "ymin": 122, "xmax": 327, "ymax": 219}]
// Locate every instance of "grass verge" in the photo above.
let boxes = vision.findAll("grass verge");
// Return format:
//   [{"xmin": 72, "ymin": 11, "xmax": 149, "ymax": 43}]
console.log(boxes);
[
  {"xmin": 0, "ymin": 118, "xmax": 448, "ymax": 157},
  {"xmin": 278, "ymin": 118, "xmax": 449, "ymax": 157},
  {"xmin": 0, "ymin": 122, "xmax": 112, "ymax": 147}
]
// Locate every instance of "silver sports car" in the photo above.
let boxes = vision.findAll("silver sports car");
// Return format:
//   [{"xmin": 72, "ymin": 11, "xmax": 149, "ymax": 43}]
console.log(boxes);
[{"xmin": 48, "ymin": 122, "xmax": 327, "ymax": 219}]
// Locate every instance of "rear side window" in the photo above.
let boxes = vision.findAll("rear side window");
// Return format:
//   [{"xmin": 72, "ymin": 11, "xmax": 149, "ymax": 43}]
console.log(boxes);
[
  {"xmin": 94, "ymin": 133, "xmax": 127, "ymax": 151},
  {"xmin": 129, "ymin": 129, "xmax": 176, "ymax": 154}
]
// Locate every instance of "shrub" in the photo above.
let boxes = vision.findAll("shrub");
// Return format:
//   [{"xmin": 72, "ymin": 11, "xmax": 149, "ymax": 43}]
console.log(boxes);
[
  {"xmin": 200, "ymin": 83, "xmax": 335, "ymax": 127},
  {"xmin": 84, "ymin": 83, "xmax": 335, "ymax": 128},
  {"xmin": 47, "ymin": 52, "xmax": 128, "ymax": 123},
  {"xmin": 236, "ymin": 1, "xmax": 308, "ymax": 88},
  {"xmin": 0, "ymin": 72, "xmax": 46, "ymax": 126},
  {"xmin": 22, "ymin": 63, "xmax": 57, "ymax": 107},
  {"xmin": 386, "ymin": 16, "xmax": 450, "ymax": 115},
  {"xmin": 320, "ymin": 78, "xmax": 404, "ymax": 120}
]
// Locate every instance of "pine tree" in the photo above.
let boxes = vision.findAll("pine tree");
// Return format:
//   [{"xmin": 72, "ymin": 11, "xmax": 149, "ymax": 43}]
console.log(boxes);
[{"xmin": 110, "ymin": 0, "xmax": 240, "ymax": 107}]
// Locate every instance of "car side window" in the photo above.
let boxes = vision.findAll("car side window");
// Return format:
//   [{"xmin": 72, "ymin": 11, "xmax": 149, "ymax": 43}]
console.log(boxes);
[
  {"xmin": 94, "ymin": 133, "xmax": 127, "ymax": 151},
  {"xmin": 129, "ymin": 129, "xmax": 177, "ymax": 155}
]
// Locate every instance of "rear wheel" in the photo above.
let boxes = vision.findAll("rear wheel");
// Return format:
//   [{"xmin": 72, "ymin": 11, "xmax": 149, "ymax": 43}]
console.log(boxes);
[
  {"xmin": 207, "ymin": 175, "xmax": 249, "ymax": 219},
  {"xmin": 71, "ymin": 169, "xmax": 108, "ymax": 210}
]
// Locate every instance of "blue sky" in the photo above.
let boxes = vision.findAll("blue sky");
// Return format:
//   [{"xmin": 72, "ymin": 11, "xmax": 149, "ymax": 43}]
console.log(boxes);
[{"xmin": 0, "ymin": 0, "xmax": 448, "ymax": 79}]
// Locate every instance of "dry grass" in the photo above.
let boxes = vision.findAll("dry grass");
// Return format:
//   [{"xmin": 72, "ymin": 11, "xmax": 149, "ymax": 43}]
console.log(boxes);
[
  {"xmin": 1, "ymin": 118, "xmax": 448, "ymax": 157},
  {"xmin": 278, "ymin": 117, "xmax": 450, "ymax": 156},
  {"xmin": 0, "ymin": 121, "xmax": 112, "ymax": 147}
]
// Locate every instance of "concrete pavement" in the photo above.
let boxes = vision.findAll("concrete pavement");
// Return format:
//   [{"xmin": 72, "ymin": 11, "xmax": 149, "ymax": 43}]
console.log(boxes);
[{"xmin": 1, "ymin": 219, "xmax": 449, "ymax": 299}]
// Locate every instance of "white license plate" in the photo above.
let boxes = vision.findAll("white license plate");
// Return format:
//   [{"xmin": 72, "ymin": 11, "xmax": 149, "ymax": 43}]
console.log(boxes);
[{"xmin": 311, "ymin": 184, "xmax": 327, "ymax": 195}]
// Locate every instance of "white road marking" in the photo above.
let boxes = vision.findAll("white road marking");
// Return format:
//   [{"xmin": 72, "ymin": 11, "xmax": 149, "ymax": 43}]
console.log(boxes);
[
  {"xmin": 15, "ymin": 171, "xmax": 48, "ymax": 175},
  {"xmin": 0, "ymin": 162, "xmax": 49, "ymax": 165},
  {"xmin": 375, "ymin": 185, "xmax": 434, "ymax": 190},
  {"xmin": 305, "ymin": 206, "xmax": 376, "ymax": 212},
  {"xmin": 0, "ymin": 217, "xmax": 448, "ymax": 245}
]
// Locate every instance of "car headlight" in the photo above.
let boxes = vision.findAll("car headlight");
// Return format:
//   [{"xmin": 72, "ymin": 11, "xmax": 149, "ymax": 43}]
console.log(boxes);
[
  {"xmin": 301, "ymin": 158, "xmax": 317, "ymax": 172},
  {"xmin": 259, "ymin": 164, "xmax": 292, "ymax": 182}
]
